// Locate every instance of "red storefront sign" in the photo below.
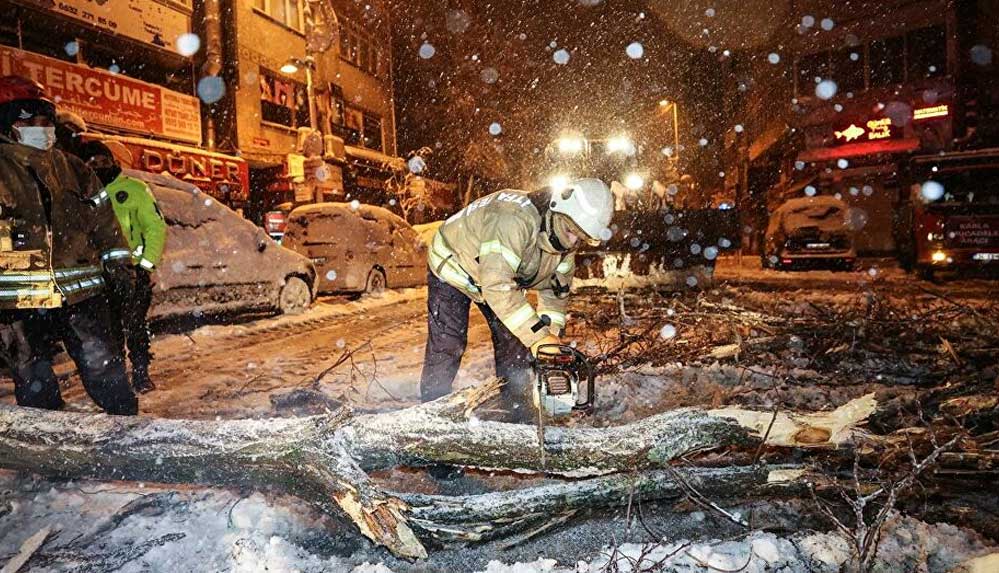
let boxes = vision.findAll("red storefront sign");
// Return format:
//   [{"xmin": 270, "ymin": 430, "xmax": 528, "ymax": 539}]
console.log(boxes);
[
  {"xmin": 96, "ymin": 136, "xmax": 249, "ymax": 203},
  {"xmin": 0, "ymin": 45, "xmax": 202, "ymax": 144}
]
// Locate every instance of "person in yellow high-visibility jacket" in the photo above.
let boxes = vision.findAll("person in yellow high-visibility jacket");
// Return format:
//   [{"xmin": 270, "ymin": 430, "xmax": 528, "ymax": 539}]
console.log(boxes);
[
  {"xmin": 79, "ymin": 140, "xmax": 167, "ymax": 393},
  {"xmin": 420, "ymin": 178, "xmax": 613, "ymax": 422}
]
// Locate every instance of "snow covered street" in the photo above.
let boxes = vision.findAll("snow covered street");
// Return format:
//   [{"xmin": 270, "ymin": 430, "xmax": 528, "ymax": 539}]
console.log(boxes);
[{"xmin": 2, "ymin": 264, "xmax": 998, "ymax": 571}]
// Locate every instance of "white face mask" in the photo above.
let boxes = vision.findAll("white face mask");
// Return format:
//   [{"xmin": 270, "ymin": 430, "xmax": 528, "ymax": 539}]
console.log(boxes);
[{"xmin": 14, "ymin": 126, "xmax": 56, "ymax": 151}]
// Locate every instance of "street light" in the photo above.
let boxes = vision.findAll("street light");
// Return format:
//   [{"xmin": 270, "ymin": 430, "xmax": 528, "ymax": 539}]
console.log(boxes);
[
  {"xmin": 659, "ymin": 99, "xmax": 680, "ymax": 163},
  {"xmin": 280, "ymin": 56, "xmax": 318, "ymax": 131}
]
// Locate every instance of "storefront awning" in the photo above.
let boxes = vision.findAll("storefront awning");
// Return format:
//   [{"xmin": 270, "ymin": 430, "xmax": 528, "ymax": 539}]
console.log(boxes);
[{"xmin": 797, "ymin": 138, "xmax": 921, "ymax": 163}]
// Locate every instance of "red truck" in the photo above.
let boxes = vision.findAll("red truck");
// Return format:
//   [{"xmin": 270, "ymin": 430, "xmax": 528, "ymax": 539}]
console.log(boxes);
[{"xmin": 898, "ymin": 149, "xmax": 999, "ymax": 281}]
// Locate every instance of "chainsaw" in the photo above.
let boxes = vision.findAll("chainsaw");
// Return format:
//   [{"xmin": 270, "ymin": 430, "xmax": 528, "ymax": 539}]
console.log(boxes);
[{"xmin": 532, "ymin": 344, "xmax": 595, "ymax": 468}]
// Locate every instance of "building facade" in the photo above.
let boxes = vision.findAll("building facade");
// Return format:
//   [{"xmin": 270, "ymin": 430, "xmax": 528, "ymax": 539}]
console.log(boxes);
[
  {"xmin": 723, "ymin": 0, "xmax": 997, "ymax": 256},
  {"xmin": 0, "ymin": 0, "xmax": 401, "ymax": 222}
]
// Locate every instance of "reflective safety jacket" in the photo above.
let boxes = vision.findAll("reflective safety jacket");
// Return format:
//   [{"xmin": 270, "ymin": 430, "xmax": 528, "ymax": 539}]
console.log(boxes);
[
  {"xmin": 105, "ymin": 174, "xmax": 167, "ymax": 271},
  {"xmin": 428, "ymin": 189, "xmax": 575, "ymax": 348},
  {"xmin": 0, "ymin": 137, "xmax": 130, "ymax": 309}
]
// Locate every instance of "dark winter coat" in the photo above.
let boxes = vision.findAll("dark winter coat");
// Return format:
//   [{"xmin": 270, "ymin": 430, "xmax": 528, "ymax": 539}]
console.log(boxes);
[{"xmin": 0, "ymin": 135, "xmax": 130, "ymax": 309}]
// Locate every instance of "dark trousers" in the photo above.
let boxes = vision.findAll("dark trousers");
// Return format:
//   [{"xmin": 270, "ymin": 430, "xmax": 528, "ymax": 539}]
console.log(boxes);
[
  {"xmin": 420, "ymin": 270, "xmax": 532, "ymax": 410},
  {"xmin": 5, "ymin": 295, "xmax": 137, "ymax": 415},
  {"xmin": 107, "ymin": 268, "xmax": 153, "ymax": 376}
]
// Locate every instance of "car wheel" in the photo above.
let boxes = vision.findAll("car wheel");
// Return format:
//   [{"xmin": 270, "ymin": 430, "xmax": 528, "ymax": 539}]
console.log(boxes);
[
  {"xmin": 278, "ymin": 276, "xmax": 311, "ymax": 315},
  {"xmin": 365, "ymin": 268, "xmax": 387, "ymax": 294}
]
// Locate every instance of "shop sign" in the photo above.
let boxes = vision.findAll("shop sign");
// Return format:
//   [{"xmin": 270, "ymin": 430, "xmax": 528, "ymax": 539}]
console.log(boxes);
[
  {"xmin": 833, "ymin": 117, "xmax": 900, "ymax": 145},
  {"xmin": 913, "ymin": 104, "xmax": 950, "ymax": 121},
  {"xmin": 0, "ymin": 45, "xmax": 201, "ymax": 144},
  {"xmin": 112, "ymin": 137, "xmax": 249, "ymax": 202},
  {"xmin": 14, "ymin": 0, "xmax": 192, "ymax": 55}
]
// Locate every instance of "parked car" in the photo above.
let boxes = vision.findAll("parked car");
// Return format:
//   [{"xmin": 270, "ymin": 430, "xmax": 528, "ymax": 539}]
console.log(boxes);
[
  {"xmin": 281, "ymin": 202, "xmax": 428, "ymax": 294},
  {"xmin": 764, "ymin": 196, "xmax": 857, "ymax": 271},
  {"xmin": 127, "ymin": 170, "xmax": 318, "ymax": 320}
]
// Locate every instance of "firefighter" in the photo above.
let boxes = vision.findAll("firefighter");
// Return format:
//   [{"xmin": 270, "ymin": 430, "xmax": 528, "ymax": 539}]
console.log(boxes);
[
  {"xmin": 0, "ymin": 75, "xmax": 137, "ymax": 415},
  {"xmin": 420, "ymin": 178, "xmax": 613, "ymax": 421},
  {"xmin": 78, "ymin": 140, "xmax": 166, "ymax": 393}
]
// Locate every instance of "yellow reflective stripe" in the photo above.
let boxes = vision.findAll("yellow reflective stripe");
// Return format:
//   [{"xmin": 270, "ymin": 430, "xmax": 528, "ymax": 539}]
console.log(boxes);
[
  {"xmin": 540, "ymin": 311, "xmax": 566, "ymax": 327},
  {"xmin": 502, "ymin": 303, "xmax": 536, "ymax": 332},
  {"xmin": 479, "ymin": 240, "xmax": 521, "ymax": 271},
  {"xmin": 556, "ymin": 260, "xmax": 574, "ymax": 274},
  {"xmin": 429, "ymin": 235, "xmax": 479, "ymax": 294}
]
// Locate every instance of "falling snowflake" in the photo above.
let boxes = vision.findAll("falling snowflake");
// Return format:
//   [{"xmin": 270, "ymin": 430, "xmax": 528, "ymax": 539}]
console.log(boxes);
[
  {"xmin": 599, "ymin": 228, "xmax": 613, "ymax": 241},
  {"xmin": 660, "ymin": 324, "xmax": 677, "ymax": 339},
  {"xmin": 705, "ymin": 8, "xmax": 716, "ymax": 17},
  {"xmin": 815, "ymin": 79, "xmax": 838, "ymax": 100},
  {"xmin": 326, "ymin": 270, "xmax": 337, "ymax": 281},
  {"xmin": 407, "ymin": 155, "xmax": 426, "ymax": 174},
  {"xmin": 176, "ymin": 33, "xmax": 201, "ymax": 56},
  {"xmin": 489, "ymin": 122, "xmax": 502, "ymax": 135},
  {"xmin": 553, "ymin": 49, "xmax": 571, "ymax": 65},
  {"xmin": 970, "ymin": 45, "xmax": 993, "ymax": 66},
  {"xmin": 626, "ymin": 42, "xmax": 644, "ymax": 59},
  {"xmin": 767, "ymin": 53, "xmax": 780, "ymax": 64},
  {"xmin": 350, "ymin": 199, "xmax": 361, "ymax": 211},
  {"xmin": 837, "ymin": 159, "xmax": 849, "ymax": 169},
  {"xmin": 65, "ymin": 41, "xmax": 79, "ymax": 57},
  {"xmin": 418, "ymin": 43, "xmax": 436, "ymax": 59},
  {"xmin": 920, "ymin": 180, "xmax": 944, "ymax": 202},
  {"xmin": 699, "ymin": 138, "xmax": 708, "ymax": 146},
  {"xmin": 703, "ymin": 246, "xmax": 719, "ymax": 260},
  {"xmin": 197, "ymin": 76, "xmax": 226, "ymax": 104},
  {"xmin": 801, "ymin": 15, "xmax": 815, "ymax": 28},
  {"xmin": 805, "ymin": 185, "xmax": 817, "ymax": 196},
  {"xmin": 686, "ymin": 276, "xmax": 698, "ymax": 287},
  {"xmin": 480, "ymin": 67, "xmax": 499, "ymax": 84},
  {"xmin": 820, "ymin": 18, "xmax": 835, "ymax": 31},
  {"xmin": 734, "ymin": 124, "xmax": 744, "ymax": 133}
]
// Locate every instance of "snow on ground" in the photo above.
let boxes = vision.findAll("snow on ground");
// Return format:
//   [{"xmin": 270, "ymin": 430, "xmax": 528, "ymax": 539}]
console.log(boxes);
[{"xmin": 1, "ymin": 469, "xmax": 991, "ymax": 572}]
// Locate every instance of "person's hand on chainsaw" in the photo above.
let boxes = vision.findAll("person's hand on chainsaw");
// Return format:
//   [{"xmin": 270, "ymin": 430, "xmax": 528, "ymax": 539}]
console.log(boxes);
[{"xmin": 530, "ymin": 334, "xmax": 561, "ymax": 357}]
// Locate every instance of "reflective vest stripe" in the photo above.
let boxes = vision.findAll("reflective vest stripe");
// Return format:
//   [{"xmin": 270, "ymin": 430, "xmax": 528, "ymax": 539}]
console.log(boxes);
[
  {"xmin": 139, "ymin": 258, "xmax": 155, "ymax": 270},
  {"xmin": 479, "ymin": 240, "xmax": 522, "ymax": 271},
  {"xmin": 540, "ymin": 311, "xmax": 566, "ymax": 327},
  {"xmin": 429, "ymin": 234, "xmax": 480, "ymax": 294},
  {"xmin": 101, "ymin": 249, "xmax": 132, "ymax": 261},
  {"xmin": 0, "ymin": 287, "xmax": 58, "ymax": 298},
  {"xmin": 91, "ymin": 189, "xmax": 109, "ymax": 206},
  {"xmin": 502, "ymin": 303, "xmax": 537, "ymax": 332}
]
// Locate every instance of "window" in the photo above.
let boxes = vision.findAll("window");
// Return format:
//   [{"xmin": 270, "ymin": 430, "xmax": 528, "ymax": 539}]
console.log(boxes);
[
  {"xmin": 259, "ymin": 68, "xmax": 310, "ymax": 129},
  {"xmin": 869, "ymin": 35, "xmax": 905, "ymax": 86},
  {"xmin": 254, "ymin": 0, "xmax": 303, "ymax": 32},
  {"xmin": 362, "ymin": 114, "xmax": 383, "ymax": 152},
  {"xmin": 831, "ymin": 47, "xmax": 864, "ymax": 94},
  {"xmin": 339, "ymin": 18, "xmax": 383, "ymax": 78},
  {"xmin": 907, "ymin": 25, "xmax": 946, "ymax": 80},
  {"xmin": 796, "ymin": 51, "xmax": 829, "ymax": 96}
]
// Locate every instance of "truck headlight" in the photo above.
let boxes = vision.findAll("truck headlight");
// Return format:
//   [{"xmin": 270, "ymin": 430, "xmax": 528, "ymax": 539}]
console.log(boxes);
[
  {"xmin": 557, "ymin": 137, "xmax": 585, "ymax": 154},
  {"xmin": 624, "ymin": 173, "xmax": 644, "ymax": 190},
  {"xmin": 607, "ymin": 135, "xmax": 635, "ymax": 155},
  {"xmin": 931, "ymin": 250, "xmax": 948, "ymax": 263}
]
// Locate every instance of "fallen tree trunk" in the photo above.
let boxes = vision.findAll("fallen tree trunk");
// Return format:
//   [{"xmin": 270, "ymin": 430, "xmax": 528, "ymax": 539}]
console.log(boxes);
[
  {"xmin": 397, "ymin": 464, "xmax": 810, "ymax": 543},
  {"xmin": 0, "ymin": 383, "xmax": 876, "ymax": 559}
]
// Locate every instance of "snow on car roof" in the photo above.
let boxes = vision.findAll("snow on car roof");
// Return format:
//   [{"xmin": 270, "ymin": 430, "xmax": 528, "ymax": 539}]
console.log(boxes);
[
  {"xmin": 775, "ymin": 195, "xmax": 847, "ymax": 214},
  {"xmin": 289, "ymin": 202, "xmax": 407, "ymax": 225}
]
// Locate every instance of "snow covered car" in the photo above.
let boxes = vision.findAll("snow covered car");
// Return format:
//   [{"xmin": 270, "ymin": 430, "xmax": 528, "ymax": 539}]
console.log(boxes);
[
  {"xmin": 281, "ymin": 202, "xmax": 428, "ymax": 294},
  {"xmin": 764, "ymin": 196, "xmax": 857, "ymax": 271},
  {"xmin": 127, "ymin": 170, "xmax": 318, "ymax": 319}
]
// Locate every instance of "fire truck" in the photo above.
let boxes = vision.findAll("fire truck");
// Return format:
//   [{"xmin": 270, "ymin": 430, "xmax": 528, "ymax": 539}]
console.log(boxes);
[{"xmin": 896, "ymin": 149, "xmax": 999, "ymax": 281}]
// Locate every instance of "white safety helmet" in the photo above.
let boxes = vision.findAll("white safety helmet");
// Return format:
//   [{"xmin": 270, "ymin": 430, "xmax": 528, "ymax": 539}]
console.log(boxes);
[{"xmin": 549, "ymin": 178, "xmax": 613, "ymax": 246}]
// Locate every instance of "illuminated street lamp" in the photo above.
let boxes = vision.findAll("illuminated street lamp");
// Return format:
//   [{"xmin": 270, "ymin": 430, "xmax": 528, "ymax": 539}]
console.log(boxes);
[
  {"xmin": 280, "ymin": 56, "xmax": 318, "ymax": 131},
  {"xmin": 659, "ymin": 99, "xmax": 680, "ymax": 163},
  {"xmin": 557, "ymin": 136, "xmax": 585, "ymax": 154}
]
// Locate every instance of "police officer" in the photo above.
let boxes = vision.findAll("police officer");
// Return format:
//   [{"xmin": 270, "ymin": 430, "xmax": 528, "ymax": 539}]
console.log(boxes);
[
  {"xmin": 420, "ymin": 178, "xmax": 613, "ymax": 421},
  {"xmin": 0, "ymin": 76, "xmax": 137, "ymax": 414},
  {"xmin": 78, "ymin": 140, "xmax": 167, "ymax": 393}
]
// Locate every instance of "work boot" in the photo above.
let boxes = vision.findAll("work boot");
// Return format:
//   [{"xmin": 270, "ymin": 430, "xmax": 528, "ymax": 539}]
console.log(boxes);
[{"xmin": 132, "ymin": 368, "xmax": 156, "ymax": 394}]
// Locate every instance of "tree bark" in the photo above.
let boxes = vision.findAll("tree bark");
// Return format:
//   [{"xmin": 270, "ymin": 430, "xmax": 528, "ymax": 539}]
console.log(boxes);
[{"xmin": 0, "ymin": 382, "xmax": 876, "ymax": 559}]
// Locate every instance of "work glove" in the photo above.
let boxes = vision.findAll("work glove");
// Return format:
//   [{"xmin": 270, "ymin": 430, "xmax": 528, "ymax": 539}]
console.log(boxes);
[
  {"xmin": 102, "ymin": 261, "xmax": 135, "ymax": 300},
  {"xmin": 530, "ymin": 334, "xmax": 561, "ymax": 357}
]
